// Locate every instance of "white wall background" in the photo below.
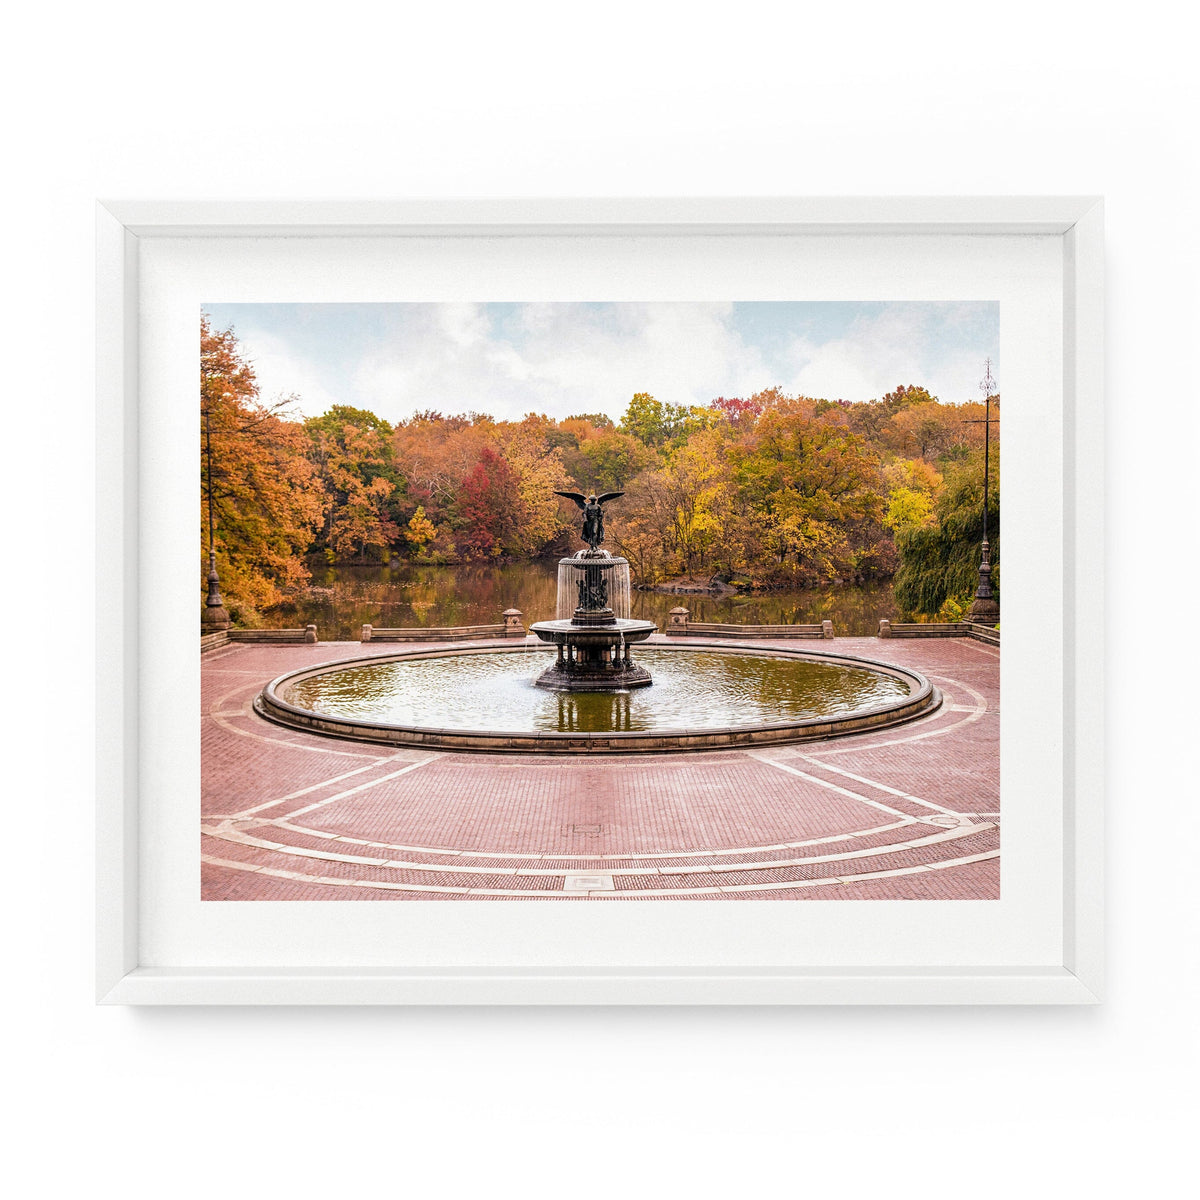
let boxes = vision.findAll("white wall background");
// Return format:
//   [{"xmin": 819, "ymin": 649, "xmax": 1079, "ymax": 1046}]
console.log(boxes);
[{"xmin": 3, "ymin": 2, "xmax": 1194, "ymax": 1196}]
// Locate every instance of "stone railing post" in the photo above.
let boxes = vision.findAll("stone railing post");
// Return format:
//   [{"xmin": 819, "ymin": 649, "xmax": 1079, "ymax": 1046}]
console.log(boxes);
[
  {"xmin": 503, "ymin": 608, "xmax": 524, "ymax": 636},
  {"xmin": 821, "ymin": 620, "xmax": 834, "ymax": 639},
  {"xmin": 305, "ymin": 624, "xmax": 318, "ymax": 643},
  {"xmin": 878, "ymin": 619, "xmax": 891, "ymax": 638},
  {"xmin": 361, "ymin": 624, "xmax": 373, "ymax": 643},
  {"xmin": 667, "ymin": 606, "xmax": 690, "ymax": 635}
]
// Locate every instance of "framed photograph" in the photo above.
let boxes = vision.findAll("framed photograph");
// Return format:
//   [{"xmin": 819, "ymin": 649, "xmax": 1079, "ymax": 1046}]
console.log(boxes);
[{"xmin": 96, "ymin": 198, "xmax": 1103, "ymax": 1004}]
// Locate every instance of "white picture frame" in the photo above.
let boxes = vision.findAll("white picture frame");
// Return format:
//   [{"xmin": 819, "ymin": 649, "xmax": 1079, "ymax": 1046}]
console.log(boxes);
[{"xmin": 96, "ymin": 197, "xmax": 1104, "ymax": 1005}]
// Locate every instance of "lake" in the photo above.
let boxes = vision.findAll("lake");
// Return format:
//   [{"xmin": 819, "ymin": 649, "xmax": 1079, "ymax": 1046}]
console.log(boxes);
[{"xmin": 261, "ymin": 562, "xmax": 902, "ymax": 641}]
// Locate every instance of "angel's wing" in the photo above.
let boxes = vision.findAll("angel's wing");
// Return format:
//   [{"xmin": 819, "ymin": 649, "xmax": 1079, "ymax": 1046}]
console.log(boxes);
[
  {"xmin": 553, "ymin": 491, "xmax": 588, "ymax": 510},
  {"xmin": 595, "ymin": 491, "xmax": 625, "ymax": 505}
]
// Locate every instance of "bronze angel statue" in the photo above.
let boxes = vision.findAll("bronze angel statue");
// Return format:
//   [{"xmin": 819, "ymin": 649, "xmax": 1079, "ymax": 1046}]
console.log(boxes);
[{"xmin": 554, "ymin": 490, "xmax": 624, "ymax": 551}]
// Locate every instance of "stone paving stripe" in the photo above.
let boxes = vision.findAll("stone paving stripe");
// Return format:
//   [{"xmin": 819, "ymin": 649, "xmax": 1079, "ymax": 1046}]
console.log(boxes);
[
  {"xmin": 208, "ymin": 678, "xmax": 385, "ymax": 759},
  {"xmin": 199, "ymin": 849, "xmax": 1001, "ymax": 897},
  {"xmin": 652, "ymin": 824, "xmax": 994, "ymax": 875},
  {"xmin": 279, "ymin": 757, "xmax": 438, "ymax": 819},
  {"xmin": 228, "ymin": 750, "xmax": 422, "ymax": 818},
  {"xmin": 258, "ymin": 815, "xmax": 918, "ymax": 862},
  {"xmin": 792, "ymin": 755, "xmax": 960, "ymax": 817},
  {"xmin": 744, "ymin": 752, "xmax": 912, "ymax": 819},
  {"xmin": 200, "ymin": 821, "xmax": 993, "ymax": 878}
]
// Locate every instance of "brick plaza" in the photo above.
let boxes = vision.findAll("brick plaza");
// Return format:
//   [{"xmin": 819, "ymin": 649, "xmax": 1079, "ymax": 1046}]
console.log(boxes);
[{"xmin": 201, "ymin": 634, "xmax": 999, "ymax": 900}]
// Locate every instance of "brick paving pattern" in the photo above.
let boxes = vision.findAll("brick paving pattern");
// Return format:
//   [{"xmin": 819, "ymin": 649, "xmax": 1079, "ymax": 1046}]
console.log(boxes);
[{"xmin": 202, "ymin": 635, "xmax": 1000, "ymax": 900}]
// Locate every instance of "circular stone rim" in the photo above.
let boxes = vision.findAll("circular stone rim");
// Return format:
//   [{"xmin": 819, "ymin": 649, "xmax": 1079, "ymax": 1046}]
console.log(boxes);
[{"xmin": 253, "ymin": 641, "xmax": 941, "ymax": 754}]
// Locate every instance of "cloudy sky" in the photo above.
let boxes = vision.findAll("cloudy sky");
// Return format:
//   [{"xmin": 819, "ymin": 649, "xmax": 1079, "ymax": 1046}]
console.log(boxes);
[{"xmin": 202, "ymin": 301, "xmax": 999, "ymax": 423}]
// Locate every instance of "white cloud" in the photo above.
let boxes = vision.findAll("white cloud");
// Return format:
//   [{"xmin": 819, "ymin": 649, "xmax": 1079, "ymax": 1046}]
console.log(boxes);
[
  {"xmin": 783, "ymin": 307, "xmax": 996, "ymax": 406},
  {"xmin": 350, "ymin": 302, "xmax": 773, "ymax": 423},
  {"xmin": 232, "ymin": 328, "xmax": 341, "ymax": 418},
  {"xmin": 223, "ymin": 302, "xmax": 998, "ymax": 424}
]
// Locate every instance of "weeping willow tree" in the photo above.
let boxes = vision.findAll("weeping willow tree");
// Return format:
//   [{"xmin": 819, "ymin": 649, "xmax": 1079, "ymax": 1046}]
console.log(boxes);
[{"xmin": 893, "ymin": 449, "xmax": 999, "ymax": 616}]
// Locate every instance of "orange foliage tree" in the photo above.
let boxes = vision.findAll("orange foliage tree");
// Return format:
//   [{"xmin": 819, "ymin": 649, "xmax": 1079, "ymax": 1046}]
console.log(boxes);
[
  {"xmin": 200, "ymin": 315, "xmax": 324, "ymax": 619},
  {"xmin": 304, "ymin": 406, "xmax": 403, "ymax": 562}
]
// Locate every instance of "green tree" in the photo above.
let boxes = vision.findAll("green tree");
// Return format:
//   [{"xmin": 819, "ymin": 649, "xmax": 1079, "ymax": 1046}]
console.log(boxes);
[
  {"xmin": 573, "ymin": 430, "xmax": 653, "ymax": 492},
  {"xmin": 893, "ymin": 449, "xmax": 999, "ymax": 615},
  {"xmin": 619, "ymin": 392, "xmax": 689, "ymax": 448},
  {"xmin": 880, "ymin": 384, "xmax": 938, "ymax": 412},
  {"xmin": 305, "ymin": 406, "xmax": 404, "ymax": 561},
  {"xmin": 566, "ymin": 412, "xmax": 614, "ymax": 429}
]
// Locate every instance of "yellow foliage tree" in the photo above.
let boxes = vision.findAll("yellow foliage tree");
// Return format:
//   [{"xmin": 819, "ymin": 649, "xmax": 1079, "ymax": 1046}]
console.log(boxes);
[
  {"xmin": 404, "ymin": 505, "xmax": 437, "ymax": 549},
  {"xmin": 497, "ymin": 415, "xmax": 573, "ymax": 555}
]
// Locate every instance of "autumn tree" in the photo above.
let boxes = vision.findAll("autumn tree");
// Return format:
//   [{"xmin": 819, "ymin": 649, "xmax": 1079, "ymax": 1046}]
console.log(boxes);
[
  {"xmin": 392, "ymin": 411, "xmax": 495, "ymax": 531},
  {"xmin": 200, "ymin": 315, "xmax": 324, "ymax": 619},
  {"xmin": 728, "ymin": 408, "xmax": 885, "ymax": 582},
  {"xmin": 608, "ymin": 469, "xmax": 676, "ymax": 583},
  {"xmin": 455, "ymin": 446, "xmax": 525, "ymax": 559},
  {"xmin": 710, "ymin": 395, "xmax": 764, "ymax": 430},
  {"xmin": 655, "ymin": 426, "xmax": 735, "ymax": 574},
  {"xmin": 845, "ymin": 399, "xmax": 893, "ymax": 443},
  {"xmin": 881, "ymin": 384, "xmax": 938, "ymax": 411},
  {"xmin": 191, "ymin": 358, "xmax": 999, "ymax": 601},
  {"xmin": 491, "ymin": 414, "xmax": 571, "ymax": 554},
  {"xmin": 305, "ymin": 406, "xmax": 403, "ymax": 561},
  {"xmin": 881, "ymin": 457, "xmax": 943, "ymax": 535},
  {"xmin": 403, "ymin": 505, "xmax": 438, "ymax": 553},
  {"xmin": 884, "ymin": 401, "xmax": 962, "ymax": 461},
  {"xmin": 575, "ymin": 430, "xmax": 654, "ymax": 493}
]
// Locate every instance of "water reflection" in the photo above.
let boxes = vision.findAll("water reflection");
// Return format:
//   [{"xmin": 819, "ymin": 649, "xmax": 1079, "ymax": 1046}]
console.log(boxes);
[
  {"xmin": 262, "ymin": 562, "xmax": 900, "ymax": 640},
  {"xmin": 283, "ymin": 647, "xmax": 910, "ymax": 735},
  {"xmin": 556, "ymin": 690, "xmax": 634, "ymax": 733}
]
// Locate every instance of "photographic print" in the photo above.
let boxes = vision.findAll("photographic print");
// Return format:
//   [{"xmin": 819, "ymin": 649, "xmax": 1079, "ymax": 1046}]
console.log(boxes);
[{"xmin": 200, "ymin": 301, "xmax": 1000, "ymax": 902}]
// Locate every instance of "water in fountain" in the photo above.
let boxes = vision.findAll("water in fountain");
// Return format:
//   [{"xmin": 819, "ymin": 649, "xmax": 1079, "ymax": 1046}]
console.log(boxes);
[
  {"xmin": 555, "ymin": 561, "xmax": 573, "ymax": 621},
  {"xmin": 279, "ymin": 647, "xmax": 916, "ymax": 736},
  {"xmin": 555, "ymin": 551, "xmax": 632, "ymax": 620},
  {"xmin": 610, "ymin": 563, "xmax": 631, "ymax": 620}
]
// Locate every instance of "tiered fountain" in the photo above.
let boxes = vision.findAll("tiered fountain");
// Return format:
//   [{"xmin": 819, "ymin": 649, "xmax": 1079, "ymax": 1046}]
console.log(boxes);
[
  {"xmin": 529, "ymin": 492, "xmax": 657, "ymax": 691},
  {"xmin": 256, "ymin": 487, "xmax": 938, "ymax": 752}
]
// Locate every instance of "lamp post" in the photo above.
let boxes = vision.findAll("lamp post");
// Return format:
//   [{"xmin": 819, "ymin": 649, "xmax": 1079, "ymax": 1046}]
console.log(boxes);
[
  {"xmin": 967, "ymin": 360, "xmax": 1000, "ymax": 626},
  {"xmin": 201, "ymin": 393, "xmax": 231, "ymax": 632}
]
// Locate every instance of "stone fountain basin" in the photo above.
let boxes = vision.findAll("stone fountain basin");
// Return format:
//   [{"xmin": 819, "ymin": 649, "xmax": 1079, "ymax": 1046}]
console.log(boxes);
[{"xmin": 253, "ymin": 641, "xmax": 940, "ymax": 754}]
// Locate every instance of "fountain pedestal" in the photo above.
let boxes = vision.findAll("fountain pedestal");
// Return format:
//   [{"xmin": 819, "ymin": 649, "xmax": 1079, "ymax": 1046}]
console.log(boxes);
[{"xmin": 530, "ymin": 550, "xmax": 655, "ymax": 691}]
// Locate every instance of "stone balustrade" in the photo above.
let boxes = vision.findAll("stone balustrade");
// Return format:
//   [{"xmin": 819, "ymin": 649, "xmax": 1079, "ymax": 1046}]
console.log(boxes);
[
  {"xmin": 879, "ymin": 619, "xmax": 999, "ymax": 645},
  {"xmin": 363, "ymin": 610, "xmax": 526, "ymax": 643},
  {"xmin": 201, "ymin": 625, "xmax": 318, "ymax": 652},
  {"xmin": 665, "ymin": 607, "xmax": 834, "ymax": 639}
]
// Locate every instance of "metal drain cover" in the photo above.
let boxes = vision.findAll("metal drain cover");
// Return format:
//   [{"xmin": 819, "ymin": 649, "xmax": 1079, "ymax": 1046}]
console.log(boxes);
[{"xmin": 563, "ymin": 872, "xmax": 615, "ymax": 892}]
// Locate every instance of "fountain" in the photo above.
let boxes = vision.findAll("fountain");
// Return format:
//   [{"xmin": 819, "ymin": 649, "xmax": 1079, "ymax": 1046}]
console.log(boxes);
[
  {"xmin": 253, "ymin": 487, "xmax": 941, "ymax": 752},
  {"xmin": 528, "ymin": 491, "xmax": 657, "ymax": 691}
]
